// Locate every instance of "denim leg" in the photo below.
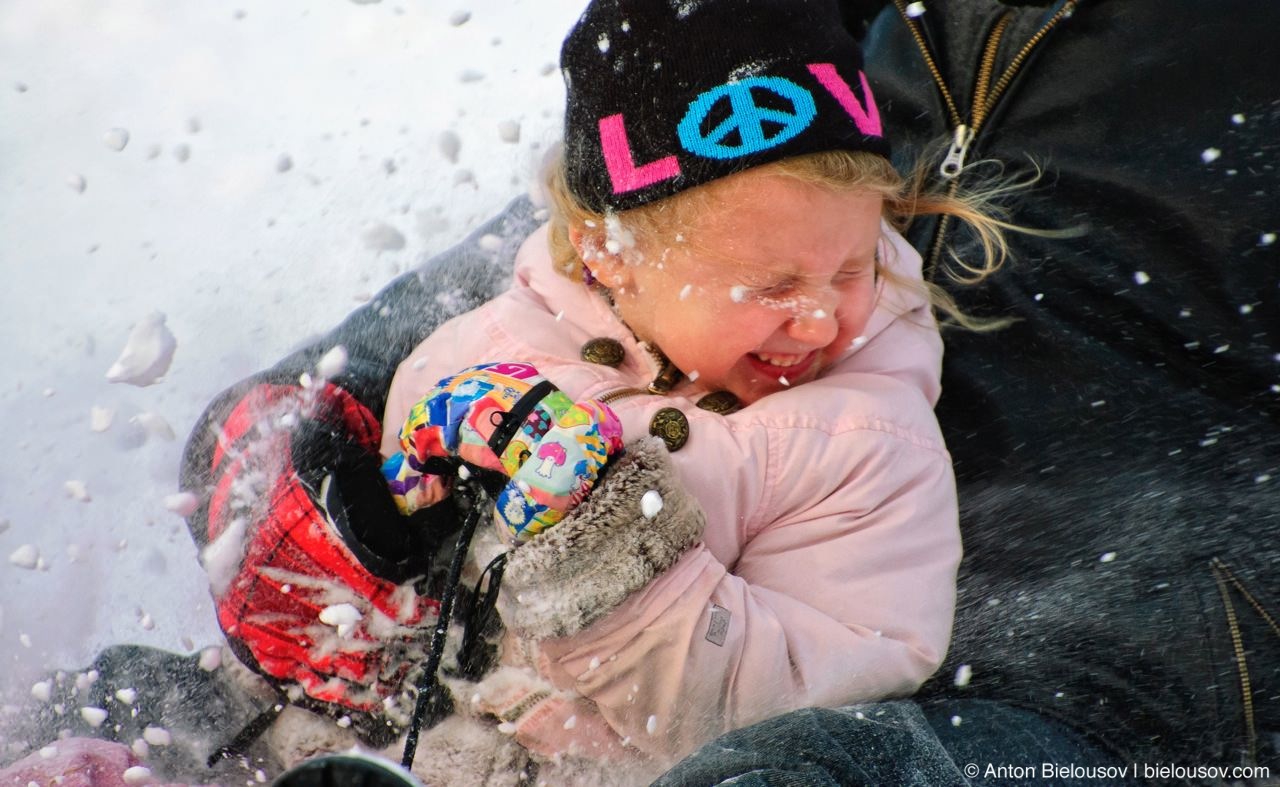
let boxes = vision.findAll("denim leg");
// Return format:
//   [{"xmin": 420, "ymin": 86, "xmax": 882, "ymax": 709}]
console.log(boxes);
[
  {"xmin": 652, "ymin": 702, "xmax": 969, "ymax": 787},
  {"xmin": 921, "ymin": 699, "xmax": 1139, "ymax": 787}
]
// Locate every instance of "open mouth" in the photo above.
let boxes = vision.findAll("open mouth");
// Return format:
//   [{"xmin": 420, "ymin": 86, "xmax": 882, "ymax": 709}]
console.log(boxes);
[{"xmin": 746, "ymin": 350, "xmax": 819, "ymax": 380}]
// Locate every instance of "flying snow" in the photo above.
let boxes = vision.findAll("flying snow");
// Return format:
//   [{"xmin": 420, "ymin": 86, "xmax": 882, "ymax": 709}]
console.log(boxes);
[
  {"xmin": 105, "ymin": 312, "xmax": 177, "ymax": 387},
  {"xmin": 103, "ymin": 127, "xmax": 130, "ymax": 152},
  {"xmin": 9, "ymin": 544, "xmax": 40, "ymax": 570},
  {"xmin": 1200, "ymin": 147, "xmax": 1221, "ymax": 164}
]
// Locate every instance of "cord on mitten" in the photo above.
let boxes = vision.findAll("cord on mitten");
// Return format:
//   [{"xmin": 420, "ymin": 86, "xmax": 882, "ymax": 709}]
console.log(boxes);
[{"xmin": 384, "ymin": 362, "xmax": 624, "ymax": 544}]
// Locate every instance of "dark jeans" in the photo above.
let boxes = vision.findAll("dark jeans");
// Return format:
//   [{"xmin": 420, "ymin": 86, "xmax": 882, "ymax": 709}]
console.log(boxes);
[{"xmin": 653, "ymin": 699, "xmax": 1136, "ymax": 787}]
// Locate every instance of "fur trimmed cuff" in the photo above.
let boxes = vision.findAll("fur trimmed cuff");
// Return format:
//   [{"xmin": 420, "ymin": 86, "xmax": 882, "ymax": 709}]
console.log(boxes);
[{"xmin": 498, "ymin": 437, "xmax": 705, "ymax": 640}]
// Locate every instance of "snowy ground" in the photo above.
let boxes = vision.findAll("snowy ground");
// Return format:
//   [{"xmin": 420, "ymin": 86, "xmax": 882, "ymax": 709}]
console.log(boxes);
[{"xmin": 0, "ymin": 0, "xmax": 585, "ymax": 702}]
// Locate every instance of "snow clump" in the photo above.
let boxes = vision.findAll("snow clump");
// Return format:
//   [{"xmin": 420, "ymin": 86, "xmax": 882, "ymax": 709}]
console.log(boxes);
[
  {"xmin": 65, "ymin": 480, "xmax": 91, "ymax": 502},
  {"xmin": 497, "ymin": 120, "xmax": 521, "ymax": 144},
  {"xmin": 905, "ymin": 2, "xmax": 926, "ymax": 17},
  {"xmin": 106, "ymin": 312, "xmax": 177, "ymax": 386},
  {"xmin": 362, "ymin": 223, "xmax": 407, "ymax": 252},
  {"xmin": 122, "ymin": 766, "xmax": 153, "ymax": 785},
  {"xmin": 103, "ymin": 128, "xmax": 130, "ymax": 152},
  {"xmin": 164, "ymin": 492, "xmax": 199, "ymax": 517},
  {"xmin": 641, "ymin": 490, "xmax": 664, "ymax": 519},
  {"xmin": 319, "ymin": 603, "xmax": 363, "ymax": 637},
  {"xmin": 316, "ymin": 345, "xmax": 349, "ymax": 379},
  {"xmin": 90, "ymin": 406, "xmax": 114, "ymax": 432},
  {"xmin": 9, "ymin": 544, "xmax": 40, "ymax": 570},
  {"xmin": 954, "ymin": 664, "xmax": 973, "ymax": 687},
  {"xmin": 449, "ymin": 10, "xmax": 471, "ymax": 26},
  {"xmin": 80, "ymin": 706, "xmax": 108, "ymax": 727},
  {"xmin": 1200, "ymin": 147, "xmax": 1221, "ymax": 164}
]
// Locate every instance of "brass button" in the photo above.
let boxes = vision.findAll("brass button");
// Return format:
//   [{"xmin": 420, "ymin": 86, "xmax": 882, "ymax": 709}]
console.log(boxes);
[
  {"xmin": 696, "ymin": 391, "xmax": 741, "ymax": 415},
  {"xmin": 580, "ymin": 337, "xmax": 625, "ymax": 367},
  {"xmin": 649, "ymin": 407, "xmax": 689, "ymax": 452}
]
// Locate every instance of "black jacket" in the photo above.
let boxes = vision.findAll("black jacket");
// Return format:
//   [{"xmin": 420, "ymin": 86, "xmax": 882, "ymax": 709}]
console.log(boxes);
[{"xmin": 853, "ymin": 0, "xmax": 1279, "ymax": 769}]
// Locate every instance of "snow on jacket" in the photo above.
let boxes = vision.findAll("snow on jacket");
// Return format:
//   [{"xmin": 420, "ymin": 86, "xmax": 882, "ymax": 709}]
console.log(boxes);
[{"xmin": 380, "ymin": 221, "xmax": 960, "ymax": 767}]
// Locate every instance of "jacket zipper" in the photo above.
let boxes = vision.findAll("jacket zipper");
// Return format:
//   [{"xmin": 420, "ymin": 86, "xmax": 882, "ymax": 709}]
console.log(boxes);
[
  {"xmin": 892, "ymin": 0, "xmax": 1077, "ymax": 275},
  {"xmin": 598, "ymin": 387, "xmax": 650, "ymax": 405}
]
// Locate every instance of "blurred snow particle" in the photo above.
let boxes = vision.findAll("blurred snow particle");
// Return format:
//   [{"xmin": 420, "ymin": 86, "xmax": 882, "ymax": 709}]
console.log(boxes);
[
  {"xmin": 954, "ymin": 663, "xmax": 972, "ymax": 687},
  {"xmin": 497, "ymin": 722, "xmax": 517, "ymax": 735},
  {"xmin": 458, "ymin": 69, "xmax": 485, "ymax": 83},
  {"xmin": 131, "ymin": 738, "xmax": 149, "ymax": 758},
  {"xmin": 1261, "ymin": 232, "xmax": 1276, "ymax": 246},
  {"xmin": 39, "ymin": 745, "xmax": 57, "ymax": 759},
  {"xmin": 276, "ymin": 154, "xmax": 293, "ymax": 173},
  {"xmin": 641, "ymin": 490, "xmax": 664, "ymax": 519},
  {"xmin": 539, "ymin": 62, "xmax": 556, "ymax": 76},
  {"xmin": 164, "ymin": 492, "xmax": 199, "ymax": 517},
  {"xmin": 1133, "ymin": 270, "xmax": 1150, "ymax": 285},
  {"xmin": 678, "ymin": 284, "xmax": 692, "ymax": 301},
  {"xmin": 1231, "ymin": 113, "xmax": 1246, "ymax": 125},
  {"xmin": 316, "ymin": 345, "xmax": 349, "ymax": 379},
  {"xmin": 198, "ymin": 647, "xmax": 222, "ymax": 672},
  {"xmin": 449, "ymin": 10, "xmax": 471, "ymax": 25},
  {"xmin": 90, "ymin": 406, "xmax": 114, "ymax": 433},
  {"xmin": 106, "ymin": 311, "xmax": 177, "ymax": 386},
  {"xmin": 336, "ymin": 715, "xmax": 352, "ymax": 728},
  {"xmin": 597, "ymin": 34, "xmax": 610, "ymax": 53},
  {"xmin": 131, "ymin": 412, "xmax": 176, "ymax": 441},
  {"xmin": 10, "ymin": 544, "xmax": 40, "ymax": 570},
  {"xmin": 779, "ymin": 376, "xmax": 790, "ymax": 387},
  {"xmin": 115, "ymin": 688, "xmax": 137, "ymax": 705},
  {"xmin": 146, "ymin": 144, "xmax": 162, "ymax": 160},
  {"xmin": 1100, "ymin": 551, "xmax": 1117, "ymax": 563},
  {"xmin": 67, "ymin": 174, "xmax": 87, "ymax": 193},
  {"xmin": 103, "ymin": 128, "xmax": 130, "ymax": 152},
  {"xmin": 20, "ymin": 633, "xmax": 32, "ymax": 648},
  {"xmin": 142, "ymin": 726, "xmax": 172, "ymax": 746},
  {"xmin": 950, "ymin": 715, "xmax": 963, "ymax": 727},
  {"xmin": 477, "ymin": 234, "xmax": 503, "ymax": 252},
  {"xmin": 453, "ymin": 168, "xmax": 475, "ymax": 186},
  {"xmin": 14, "ymin": 81, "xmax": 28, "ymax": 92},
  {"xmin": 438, "ymin": 130, "xmax": 461, "ymax": 163},
  {"xmin": 65, "ymin": 480, "xmax": 92, "ymax": 502},
  {"xmin": 139, "ymin": 613, "xmax": 155, "ymax": 630},
  {"xmin": 497, "ymin": 120, "xmax": 521, "ymax": 144},
  {"xmin": 646, "ymin": 715, "xmax": 658, "ymax": 735},
  {"xmin": 1257, "ymin": 474, "xmax": 1273, "ymax": 484},
  {"xmin": 31, "ymin": 680, "xmax": 52, "ymax": 702},
  {"xmin": 563, "ymin": 715, "xmax": 577, "ymax": 730},
  {"xmin": 1200, "ymin": 147, "xmax": 1221, "ymax": 164},
  {"xmin": 123, "ymin": 766, "xmax": 153, "ymax": 785},
  {"xmin": 173, "ymin": 144, "xmax": 191, "ymax": 163},
  {"xmin": 729, "ymin": 285, "xmax": 748, "ymax": 303},
  {"xmin": 80, "ymin": 707, "xmax": 108, "ymax": 728},
  {"xmin": 905, "ymin": 2, "xmax": 926, "ymax": 17},
  {"xmin": 362, "ymin": 223, "xmax": 406, "ymax": 252},
  {"xmin": 186, "ymin": 117, "xmax": 201, "ymax": 134},
  {"xmin": 0, "ymin": 518, "xmax": 9, "ymax": 535}
]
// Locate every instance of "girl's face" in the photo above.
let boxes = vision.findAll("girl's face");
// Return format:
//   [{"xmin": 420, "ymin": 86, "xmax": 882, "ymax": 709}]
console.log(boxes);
[{"xmin": 583, "ymin": 170, "xmax": 884, "ymax": 406}]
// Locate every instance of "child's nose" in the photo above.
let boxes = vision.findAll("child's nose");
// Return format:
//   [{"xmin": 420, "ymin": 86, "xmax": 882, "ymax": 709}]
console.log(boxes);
[{"xmin": 785, "ymin": 304, "xmax": 839, "ymax": 347}]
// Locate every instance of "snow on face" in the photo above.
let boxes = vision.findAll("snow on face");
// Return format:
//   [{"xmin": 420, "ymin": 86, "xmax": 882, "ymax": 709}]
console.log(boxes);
[{"xmin": 606, "ymin": 170, "xmax": 883, "ymax": 405}]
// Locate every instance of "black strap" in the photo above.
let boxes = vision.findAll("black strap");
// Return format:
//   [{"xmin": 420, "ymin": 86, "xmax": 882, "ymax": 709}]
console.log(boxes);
[
  {"xmin": 400, "ymin": 486, "xmax": 488, "ymax": 769},
  {"xmin": 455, "ymin": 552, "xmax": 509, "ymax": 680},
  {"xmin": 206, "ymin": 692, "xmax": 287, "ymax": 767},
  {"xmin": 486, "ymin": 379, "xmax": 556, "ymax": 458}
]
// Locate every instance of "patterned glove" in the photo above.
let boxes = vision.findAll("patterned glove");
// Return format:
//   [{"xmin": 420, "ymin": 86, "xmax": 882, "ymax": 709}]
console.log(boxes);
[{"xmin": 383, "ymin": 362, "xmax": 624, "ymax": 543}]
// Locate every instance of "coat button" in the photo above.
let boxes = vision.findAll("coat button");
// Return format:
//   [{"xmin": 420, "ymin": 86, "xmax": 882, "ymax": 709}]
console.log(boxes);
[
  {"xmin": 696, "ymin": 391, "xmax": 741, "ymax": 415},
  {"xmin": 580, "ymin": 337, "xmax": 626, "ymax": 367},
  {"xmin": 649, "ymin": 407, "xmax": 689, "ymax": 452}
]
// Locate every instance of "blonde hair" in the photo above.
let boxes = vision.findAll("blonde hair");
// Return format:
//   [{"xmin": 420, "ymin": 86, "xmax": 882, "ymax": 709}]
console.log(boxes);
[{"xmin": 543, "ymin": 146, "xmax": 1023, "ymax": 331}]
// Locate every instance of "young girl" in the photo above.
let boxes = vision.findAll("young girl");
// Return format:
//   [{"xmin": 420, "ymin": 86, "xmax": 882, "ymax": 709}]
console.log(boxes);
[
  {"xmin": 362, "ymin": 0, "xmax": 1009, "ymax": 782},
  {"xmin": 183, "ymin": 1, "xmax": 1011, "ymax": 784}
]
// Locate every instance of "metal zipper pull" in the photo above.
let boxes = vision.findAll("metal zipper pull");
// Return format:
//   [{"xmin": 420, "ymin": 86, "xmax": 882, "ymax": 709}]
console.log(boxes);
[{"xmin": 939, "ymin": 124, "xmax": 973, "ymax": 179}]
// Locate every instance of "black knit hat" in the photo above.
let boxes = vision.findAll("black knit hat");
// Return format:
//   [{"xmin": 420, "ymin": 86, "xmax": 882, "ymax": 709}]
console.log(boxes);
[{"xmin": 560, "ymin": 0, "xmax": 891, "ymax": 213}]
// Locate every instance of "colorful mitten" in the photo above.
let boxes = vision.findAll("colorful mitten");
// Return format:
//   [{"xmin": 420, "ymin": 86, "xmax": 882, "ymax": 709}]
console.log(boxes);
[{"xmin": 384, "ymin": 362, "xmax": 624, "ymax": 543}]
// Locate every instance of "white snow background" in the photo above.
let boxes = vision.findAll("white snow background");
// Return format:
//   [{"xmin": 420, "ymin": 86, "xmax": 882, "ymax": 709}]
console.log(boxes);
[{"xmin": 0, "ymin": 0, "xmax": 586, "ymax": 701}]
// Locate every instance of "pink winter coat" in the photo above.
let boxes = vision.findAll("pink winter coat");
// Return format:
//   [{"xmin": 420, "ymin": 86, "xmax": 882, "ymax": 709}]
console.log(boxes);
[{"xmin": 380, "ymin": 222, "xmax": 960, "ymax": 768}]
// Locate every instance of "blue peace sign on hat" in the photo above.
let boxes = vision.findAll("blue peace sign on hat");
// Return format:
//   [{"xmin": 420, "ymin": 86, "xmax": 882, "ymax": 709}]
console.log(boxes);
[{"xmin": 678, "ymin": 76, "xmax": 817, "ymax": 161}]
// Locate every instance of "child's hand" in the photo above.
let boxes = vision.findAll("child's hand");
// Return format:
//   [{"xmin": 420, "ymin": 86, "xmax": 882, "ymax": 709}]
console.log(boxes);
[{"xmin": 385, "ymin": 361, "xmax": 624, "ymax": 543}]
